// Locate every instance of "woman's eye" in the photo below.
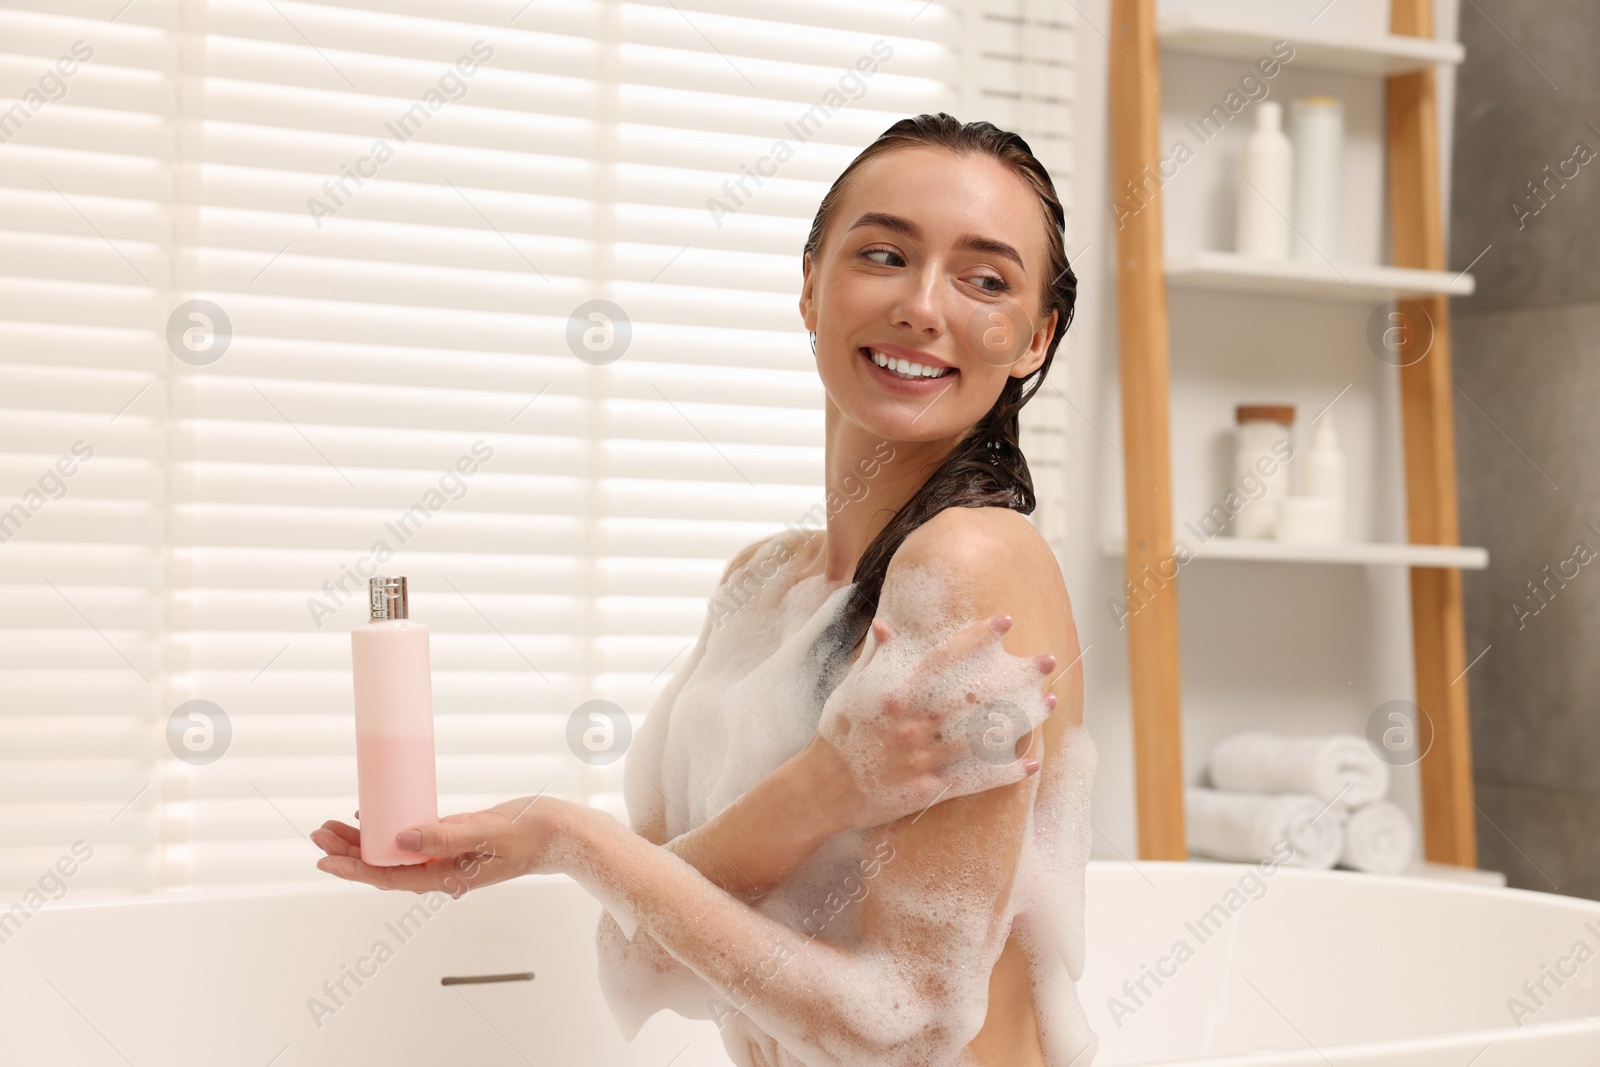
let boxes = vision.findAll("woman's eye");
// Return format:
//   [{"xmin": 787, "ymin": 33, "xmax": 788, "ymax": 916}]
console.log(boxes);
[{"xmin": 860, "ymin": 248, "xmax": 1011, "ymax": 295}]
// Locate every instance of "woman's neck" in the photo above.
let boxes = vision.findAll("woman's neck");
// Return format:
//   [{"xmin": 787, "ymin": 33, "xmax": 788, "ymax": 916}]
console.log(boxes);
[{"xmin": 819, "ymin": 397, "xmax": 962, "ymax": 583}]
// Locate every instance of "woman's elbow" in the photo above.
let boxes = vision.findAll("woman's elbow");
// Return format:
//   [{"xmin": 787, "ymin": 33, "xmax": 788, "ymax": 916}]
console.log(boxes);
[{"xmin": 825, "ymin": 988, "xmax": 974, "ymax": 1067}]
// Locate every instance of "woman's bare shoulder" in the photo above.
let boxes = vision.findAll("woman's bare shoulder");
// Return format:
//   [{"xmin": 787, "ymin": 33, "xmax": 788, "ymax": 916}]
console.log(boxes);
[
  {"xmin": 716, "ymin": 527, "xmax": 823, "ymax": 588},
  {"xmin": 718, "ymin": 536, "xmax": 770, "ymax": 587},
  {"xmin": 888, "ymin": 506, "xmax": 1065, "ymax": 601},
  {"xmin": 887, "ymin": 505, "xmax": 1081, "ymax": 730}
]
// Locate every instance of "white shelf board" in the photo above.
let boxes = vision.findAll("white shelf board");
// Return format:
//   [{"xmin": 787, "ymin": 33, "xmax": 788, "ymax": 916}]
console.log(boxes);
[
  {"xmin": 1157, "ymin": 12, "xmax": 1465, "ymax": 76},
  {"xmin": 1102, "ymin": 535, "xmax": 1489, "ymax": 569},
  {"xmin": 1166, "ymin": 250, "xmax": 1475, "ymax": 301}
]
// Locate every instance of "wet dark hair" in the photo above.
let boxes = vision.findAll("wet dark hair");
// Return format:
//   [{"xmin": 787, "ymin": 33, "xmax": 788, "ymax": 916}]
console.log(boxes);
[{"xmin": 802, "ymin": 112, "xmax": 1078, "ymax": 680}]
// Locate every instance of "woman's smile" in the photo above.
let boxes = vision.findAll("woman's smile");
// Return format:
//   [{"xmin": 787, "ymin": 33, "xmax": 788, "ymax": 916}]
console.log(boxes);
[{"xmin": 858, "ymin": 344, "xmax": 960, "ymax": 394}]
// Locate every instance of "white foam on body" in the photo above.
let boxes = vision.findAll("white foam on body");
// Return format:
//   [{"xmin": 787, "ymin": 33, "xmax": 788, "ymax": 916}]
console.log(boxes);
[{"xmin": 596, "ymin": 528, "xmax": 1099, "ymax": 1066}]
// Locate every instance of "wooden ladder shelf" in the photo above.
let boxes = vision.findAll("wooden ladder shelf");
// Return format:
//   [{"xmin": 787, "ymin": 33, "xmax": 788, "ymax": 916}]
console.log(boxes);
[{"xmin": 1107, "ymin": 0, "xmax": 1478, "ymax": 866}]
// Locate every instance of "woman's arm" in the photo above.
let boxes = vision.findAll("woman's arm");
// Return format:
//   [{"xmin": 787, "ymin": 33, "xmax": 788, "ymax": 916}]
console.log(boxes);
[
  {"xmin": 570, "ymin": 508, "xmax": 1072, "ymax": 1066},
  {"xmin": 590, "ymin": 735, "xmax": 863, "ymax": 1037},
  {"xmin": 596, "ymin": 530, "xmax": 1055, "ymax": 1041},
  {"xmin": 618, "ymin": 525, "xmax": 1052, "ymax": 905},
  {"xmin": 648, "ymin": 736, "xmax": 855, "ymax": 903},
  {"xmin": 638, "ymin": 628, "xmax": 1049, "ymax": 907}
]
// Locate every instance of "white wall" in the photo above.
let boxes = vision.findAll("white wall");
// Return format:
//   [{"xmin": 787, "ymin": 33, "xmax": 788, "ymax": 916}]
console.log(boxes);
[{"xmin": 1064, "ymin": 0, "xmax": 1464, "ymax": 860}]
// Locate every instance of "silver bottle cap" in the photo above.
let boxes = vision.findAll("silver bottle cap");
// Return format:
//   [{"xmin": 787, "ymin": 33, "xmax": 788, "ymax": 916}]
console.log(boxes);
[{"xmin": 369, "ymin": 576, "xmax": 409, "ymax": 621}]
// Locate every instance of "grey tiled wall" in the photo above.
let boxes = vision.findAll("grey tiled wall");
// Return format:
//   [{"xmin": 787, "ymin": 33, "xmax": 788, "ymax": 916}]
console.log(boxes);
[{"xmin": 1449, "ymin": 0, "xmax": 1600, "ymax": 898}]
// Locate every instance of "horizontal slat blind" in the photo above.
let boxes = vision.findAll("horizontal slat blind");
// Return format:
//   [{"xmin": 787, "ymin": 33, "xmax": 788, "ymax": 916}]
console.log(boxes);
[
  {"xmin": 0, "ymin": 0, "xmax": 179, "ymax": 895},
  {"xmin": 0, "ymin": 0, "xmax": 1074, "ymax": 895}
]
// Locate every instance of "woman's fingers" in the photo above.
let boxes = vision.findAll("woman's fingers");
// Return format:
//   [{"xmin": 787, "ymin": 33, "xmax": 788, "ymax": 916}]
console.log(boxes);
[
  {"xmin": 926, "ymin": 613, "xmax": 1062, "ymax": 683},
  {"xmin": 397, "ymin": 814, "xmax": 501, "ymax": 858},
  {"xmin": 312, "ymin": 821, "xmax": 361, "ymax": 858},
  {"xmin": 915, "ymin": 738, "xmax": 1043, "ymax": 808},
  {"xmin": 898, "ymin": 638, "xmax": 1060, "ymax": 768},
  {"xmin": 314, "ymin": 795, "xmax": 566, "ymax": 893},
  {"xmin": 316, "ymin": 820, "xmax": 503, "ymax": 895},
  {"xmin": 323, "ymin": 819, "xmax": 360, "ymax": 843},
  {"xmin": 995, "ymin": 755, "xmax": 1044, "ymax": 787},
  {"xmin": 1011, "ymin": 689, "xmax": 1054, "ymax": 736},
  {"xmin": 917, "ymin": 613, "xmax": 1011, "ymax": 680},
  {"xmin": 312, "ymin": 812, "xmax": 493, "ymax": 869},
  {"xmin": 313, "ymin": 816, "xmax": 486, "ymax": 860},
  {"xmin": 316, "ymin": 853, "xmax": 456, "ymax": 894},
  {"xmin": 853, "ymin": 616, "xmax": 894, "ymax": 675}
]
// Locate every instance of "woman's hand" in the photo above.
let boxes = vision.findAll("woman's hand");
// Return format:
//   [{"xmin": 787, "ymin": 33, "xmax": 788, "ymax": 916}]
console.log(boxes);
[
  {"xmin": 809, "ymin": 612, "xmax": 1056, "ymax": 832},
  {"xmin": 311, "ymin": 795, "xmax": 582, "ymax": 896}
]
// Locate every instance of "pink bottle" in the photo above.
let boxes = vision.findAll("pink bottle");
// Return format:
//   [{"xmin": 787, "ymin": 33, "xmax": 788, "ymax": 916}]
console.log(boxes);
[{"xmin": 351, "ymin": 576, "xmax": 439, "ymax": 866}]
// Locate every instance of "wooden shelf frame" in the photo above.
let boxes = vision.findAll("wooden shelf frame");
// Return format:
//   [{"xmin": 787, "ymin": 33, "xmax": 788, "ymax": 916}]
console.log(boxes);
[{"xmin": 1108, "ymin": 0, "xmax": 1479, "ymax": 867}]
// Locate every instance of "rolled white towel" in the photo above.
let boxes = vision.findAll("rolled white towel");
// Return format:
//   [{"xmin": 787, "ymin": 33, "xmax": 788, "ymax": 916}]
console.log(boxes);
[
  {"xmin": 1185, "ymin": 787, "xmax": 1345, "ymax": 869},
  {"xmin": 1338, "ymin": 799, "xmax": 1415, "ymax": 875},
  {"xmin": 1208, "ymin": 731, "xmax": 1390, "ymax": 808}
]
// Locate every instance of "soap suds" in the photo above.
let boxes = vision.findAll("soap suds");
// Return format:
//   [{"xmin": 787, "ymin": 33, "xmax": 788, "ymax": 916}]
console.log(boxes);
[
  {"xmin": 815, "ymin": 559, "xmax": 1057, "ymax": 819},
  {"xmin": 596, "ymin": 527, "xmax": 1099, "ymax": 1066}
]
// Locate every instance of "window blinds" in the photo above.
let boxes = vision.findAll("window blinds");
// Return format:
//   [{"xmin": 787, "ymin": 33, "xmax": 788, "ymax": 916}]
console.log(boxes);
[{"xmin": 0, "ymin": 0, "xmax": 1074, "ymax": 896}]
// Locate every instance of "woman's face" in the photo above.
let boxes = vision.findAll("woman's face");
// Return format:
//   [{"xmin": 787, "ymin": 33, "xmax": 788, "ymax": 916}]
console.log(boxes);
[{"xmin": 799, "ymin": 145, "xmax": 1059, "ymax": 444}]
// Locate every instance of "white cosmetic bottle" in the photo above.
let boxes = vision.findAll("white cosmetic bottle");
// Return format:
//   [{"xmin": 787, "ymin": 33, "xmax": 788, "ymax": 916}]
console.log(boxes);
[
  {"xmin": 351, "ymin": 576, "xmax": 439, "ymax": 866},
  {"xmin": 1236, "ymin": 100, "xmax": 1293, "ymax": 259},
  {"xmin": 1301, "ymin": 412, "xmax": 1347, "ymax": 539},
  {"xmin": 1290, "ymin": 95, "xmax": 1344, "ymax": 263}
]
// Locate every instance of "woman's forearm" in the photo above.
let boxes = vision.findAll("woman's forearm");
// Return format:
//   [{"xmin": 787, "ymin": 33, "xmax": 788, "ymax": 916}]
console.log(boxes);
[
  {"xmin": 568, "ymin": 804, "xmax": 934, "ymax": 1064},
  {"xmin": 593, "ymin": 738, "xmax": 861, "ymax": 1035},
  {"xmin": 663, "ymin": 737, "xmax": 855, "ymax": 904}
]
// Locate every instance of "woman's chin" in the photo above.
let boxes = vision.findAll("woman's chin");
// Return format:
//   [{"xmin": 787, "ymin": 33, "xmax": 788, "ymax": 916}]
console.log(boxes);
[
  {"xmin": 821, "ymin": 368, "xmax": 965, "ymax": 433},
  {"xmin": 835, "ymin": 402, "xmax": 957, "ymax": 445}
]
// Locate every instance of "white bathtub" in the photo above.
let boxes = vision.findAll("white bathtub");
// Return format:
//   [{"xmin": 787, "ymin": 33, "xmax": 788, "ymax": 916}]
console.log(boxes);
[
  {"xmin": 1083, "ymin": 861, "xmax": 1600, "ymax": 1064},
  {"xmin": 2, "ymin": 861, "xmax": 1598, "ymax": 1065}
]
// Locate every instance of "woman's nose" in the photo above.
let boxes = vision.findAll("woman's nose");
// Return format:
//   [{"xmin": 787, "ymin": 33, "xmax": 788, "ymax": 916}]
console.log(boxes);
[{"xmin": 888, "ymin": 268, "xmax": 951, "ymax": 335}]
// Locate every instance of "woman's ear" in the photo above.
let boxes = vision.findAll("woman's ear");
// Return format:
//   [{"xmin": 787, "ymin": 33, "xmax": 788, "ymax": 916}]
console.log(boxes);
[
  {"xmin": 1012, "ymin": 307, "xmax": 1057, "ymax": 379},
  {"xmin": 798, "ymin": 250, "xmax": 816, "ymax": 331}
]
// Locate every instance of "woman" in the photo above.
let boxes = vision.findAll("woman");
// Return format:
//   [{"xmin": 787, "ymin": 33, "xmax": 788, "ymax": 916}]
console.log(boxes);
[{"xmin": 314, "ymin": 113, "xmax": 1096, "ymax": 1067}]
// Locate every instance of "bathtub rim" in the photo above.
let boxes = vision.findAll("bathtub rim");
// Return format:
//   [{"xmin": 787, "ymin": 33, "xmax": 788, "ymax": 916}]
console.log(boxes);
[
  {"xmin": 22, "ymin": 858, "xmax": 1596, "ymax": 918},
  {"xmin": 17, "ymin": 871, "xmax": 571, "ymax": 914},
  {"xmin": 1125, "ymin": 1012, "xmax": 1600, "ymax": 1066},
  {"xmin": 1087, "ymin": 858, "xmax": 1599, "ymax": 912}
]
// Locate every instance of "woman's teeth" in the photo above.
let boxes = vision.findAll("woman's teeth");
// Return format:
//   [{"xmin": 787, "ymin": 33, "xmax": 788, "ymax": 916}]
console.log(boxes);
[{"xmin": 866, "ymin": 348, "xmax": 952, "ymax": 380}]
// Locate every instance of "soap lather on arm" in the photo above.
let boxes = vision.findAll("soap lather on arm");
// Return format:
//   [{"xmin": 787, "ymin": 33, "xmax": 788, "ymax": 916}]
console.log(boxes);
[{"xmin": 592, "ymin": 516, "xmax": 1066, "ymax": 1064}]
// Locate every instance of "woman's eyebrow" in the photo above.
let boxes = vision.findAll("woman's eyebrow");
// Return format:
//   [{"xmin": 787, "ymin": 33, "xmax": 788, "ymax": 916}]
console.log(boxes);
[{"xmin": 845, "ymin": 211, "xmax": 1027, "ymax": 275}]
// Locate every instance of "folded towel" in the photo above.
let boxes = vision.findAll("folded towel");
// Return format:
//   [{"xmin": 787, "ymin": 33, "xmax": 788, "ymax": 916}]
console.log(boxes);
[
  {"xmin": 1338, "ymin": 799, "xmax": 1415, "ymax": 875},
  {"xmin": 1207, "ymin": 731, "xmax": 1390, "ymax": 808},
  {"xmin": 1185, "ymin": 787, "xmax": 1345, "ymax": 869}
]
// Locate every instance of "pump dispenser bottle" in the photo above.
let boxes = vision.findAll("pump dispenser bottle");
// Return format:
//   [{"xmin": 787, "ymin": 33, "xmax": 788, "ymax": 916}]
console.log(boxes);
[
  {"xmin": 351, "ymin": 576, "xmax": 438, "ymax": 866},
  {"xmin": 1236, "ymin": 100, "xmax": 1293, "ymax": 259},
  {"xmin": 1301, "ymin": 412, "xmax": 1348, "ymax": 540}
]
